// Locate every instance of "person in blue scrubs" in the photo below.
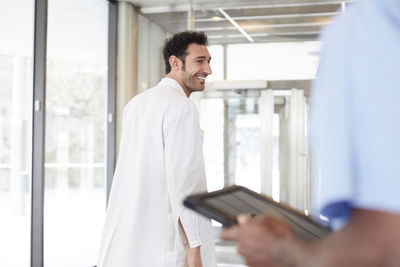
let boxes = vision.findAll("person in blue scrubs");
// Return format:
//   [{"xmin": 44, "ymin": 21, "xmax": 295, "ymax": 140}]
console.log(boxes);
[{"xmin": 222, "ymin": 0, "xmax": 400, "ymax": 266}]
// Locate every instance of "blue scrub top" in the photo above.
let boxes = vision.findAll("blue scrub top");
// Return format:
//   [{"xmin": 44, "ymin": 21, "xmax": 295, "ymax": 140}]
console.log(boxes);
[{"xmin": 310, "ymin": 0, "xmax": 400, "ymax": 228}]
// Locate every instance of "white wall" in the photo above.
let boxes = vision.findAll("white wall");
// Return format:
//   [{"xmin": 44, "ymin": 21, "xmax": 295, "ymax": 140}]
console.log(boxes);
[{"xmin": 137, "ymin": 15, "xmax": 169, "ymax": 94}]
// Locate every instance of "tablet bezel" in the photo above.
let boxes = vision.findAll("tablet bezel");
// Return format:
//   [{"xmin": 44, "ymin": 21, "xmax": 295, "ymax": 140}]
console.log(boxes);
[{"xmin": 183, "ymin": 185, "xmax": 331, "ymax": 239}]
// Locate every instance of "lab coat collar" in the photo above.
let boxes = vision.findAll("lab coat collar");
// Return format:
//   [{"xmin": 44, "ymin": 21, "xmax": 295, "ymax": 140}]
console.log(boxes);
[{"xmin": 160, "ymin": 77, "xmax": 187, "ymax": 97}]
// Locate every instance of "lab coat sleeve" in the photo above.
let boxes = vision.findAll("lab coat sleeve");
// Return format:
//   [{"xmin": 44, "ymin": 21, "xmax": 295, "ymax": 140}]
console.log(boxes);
[{"xmin": 163, "ymin": 100, "xmax": 207, "ymax": 248}]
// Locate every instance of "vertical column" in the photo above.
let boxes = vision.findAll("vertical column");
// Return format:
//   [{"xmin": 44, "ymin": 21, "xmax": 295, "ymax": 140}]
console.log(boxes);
[
  {"xmin": 223, "ymin": 100, "xmax": 229, "ymax": 186},
  {"xmin": 279, "ymin": 97, "xmax": 290, "ymax": 204},
  {"xmin": 223, "ymin": 44, "xmax": 227, "ymax": 80},
  {"xmin": 223, "ymin": 99, "xmax": 236, "ymax": 187},
  {"xmin": 31, "ymin": 0, "xmax": 47, "ymax": 266},
  {"xmin": 304, "ymin": 101, "xmax": 311, "ymax": 212},
  {"xmin": 107, "ymin": 0, "xmax": 117, "ymax": 203},
  {"xmin": 288, "ymin": 89, "xmax": 307, "ymax": 210},
  {"xmin": 187, "ymin": 2, "xmax": 194, "ymax": 30},
  {"xmin": 137, "ymin": 15, "xmax": 150, "ymax": 94},
  {"xmin": 115, "ymin": 1, "xmax": 139, "ymax": 158},
  {"xmin": 288, "ymin": 89, "xmax": 299, "ymax": 209},
  {"xmin": 259, "ymin": 90, "xmax": 274, "ymax": 197}
]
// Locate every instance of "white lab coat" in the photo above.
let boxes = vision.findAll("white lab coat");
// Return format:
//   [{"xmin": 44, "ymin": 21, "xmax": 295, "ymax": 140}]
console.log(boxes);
[{"xmin": 98, "ymin": 78, "xmax": 216, "ymax": 267}]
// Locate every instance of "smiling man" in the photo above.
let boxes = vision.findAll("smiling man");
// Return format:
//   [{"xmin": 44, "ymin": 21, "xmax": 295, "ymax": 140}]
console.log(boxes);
[
  {"xmin": 165, "ymin": 36, "xmax": 211, "ymax": 96},
  {"xmin": 98, "ymin": 31, "xmax": 215, "ymax": 267}
]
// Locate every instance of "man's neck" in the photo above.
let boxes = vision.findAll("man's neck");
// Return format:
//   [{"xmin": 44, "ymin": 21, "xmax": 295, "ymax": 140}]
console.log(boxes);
[{"xmin": 166, "ymin": 73, "xmax": 190, "ymax": 97}]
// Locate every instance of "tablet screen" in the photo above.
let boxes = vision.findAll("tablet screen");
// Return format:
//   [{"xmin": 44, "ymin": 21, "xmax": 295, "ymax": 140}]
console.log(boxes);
[{"xmin": 204, "ymin": 190, "xmax": 283, "ymax": 218}]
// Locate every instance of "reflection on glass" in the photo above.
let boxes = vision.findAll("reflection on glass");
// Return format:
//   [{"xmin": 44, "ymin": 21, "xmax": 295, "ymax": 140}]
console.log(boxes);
[
  {"xmin": 45, "ymin": 0, "xmax": 108, "ymax": 266},
  {"xmin": 0, "ymin": 1, "xmax": 33, "ymax": 266}
]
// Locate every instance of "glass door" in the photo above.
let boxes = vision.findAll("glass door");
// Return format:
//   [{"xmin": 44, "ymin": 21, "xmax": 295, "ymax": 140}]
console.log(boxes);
[
  {"xmin": 44, "ymin": 0, "xmax": 108, "ymax": 266},
  {"xmin": 0, "ymin": 1, "xmax": 34, "ymax": 266},
  {"xmin": 196, "ymin": 83, "xmax": 312, "ymax": 212}
]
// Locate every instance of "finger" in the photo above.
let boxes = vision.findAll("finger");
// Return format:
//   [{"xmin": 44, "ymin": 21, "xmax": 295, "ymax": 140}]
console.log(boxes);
[
  {"xmin": 238, "ymin": 214, "xmax": 252, "ymax": 225},
  {"xmin": 221, "ymin": 226, "xmax": 238, "ymax": 241},
  {"xmin": 255, "ymin": 215, "xmax": 293, "ymax": 237}
]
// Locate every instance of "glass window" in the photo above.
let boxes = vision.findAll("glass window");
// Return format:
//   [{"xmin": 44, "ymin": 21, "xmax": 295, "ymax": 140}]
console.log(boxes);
[
  {"xmin": 227, "ymin": 42, "xmax": 320, "ymax": 80},
  {"xmin": 0, "ymin": 1, "xmax": 34, "ymax": 266},
  {"xmin": 44, "ymin": 0, "xmax": 108, "ymax": 266},
  {"xmin": 207, "ymin": 45, "xmax": 224, "ymax": 81}
]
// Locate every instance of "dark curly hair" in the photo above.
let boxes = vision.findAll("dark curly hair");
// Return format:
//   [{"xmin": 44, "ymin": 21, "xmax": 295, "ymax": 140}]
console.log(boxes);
[{"xmin": 162, "ymin": 31, "xmax": 208, "ymax": 74}]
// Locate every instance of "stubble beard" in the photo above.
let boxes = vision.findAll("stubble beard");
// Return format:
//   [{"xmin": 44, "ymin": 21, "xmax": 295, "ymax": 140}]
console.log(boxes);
[{"xmin": 180, "ymin": 64, "xmax": 199, "ymax": 93}]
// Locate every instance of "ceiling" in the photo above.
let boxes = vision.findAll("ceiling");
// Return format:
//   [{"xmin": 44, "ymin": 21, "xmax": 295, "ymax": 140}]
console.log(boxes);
[{"xmin": 127, "ymin": 0, "xmax": 354, "ymax": 45}]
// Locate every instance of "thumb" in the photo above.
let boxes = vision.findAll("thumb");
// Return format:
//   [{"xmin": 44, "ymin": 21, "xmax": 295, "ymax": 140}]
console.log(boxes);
[{"xmin": 237, "ymin": 214, "xmax": 252, "ymax": 225}]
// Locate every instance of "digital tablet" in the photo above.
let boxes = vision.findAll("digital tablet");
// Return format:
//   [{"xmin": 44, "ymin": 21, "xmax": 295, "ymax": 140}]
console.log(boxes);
[{"xmin": 183, "ymin": 185, "xmax": 331, "ymax": 240}]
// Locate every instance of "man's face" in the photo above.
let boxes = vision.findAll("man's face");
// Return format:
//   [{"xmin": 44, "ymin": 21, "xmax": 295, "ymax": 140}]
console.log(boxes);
[{"xmin": 178, "ymin": 43, "xmax": 212, "ymax": 96}]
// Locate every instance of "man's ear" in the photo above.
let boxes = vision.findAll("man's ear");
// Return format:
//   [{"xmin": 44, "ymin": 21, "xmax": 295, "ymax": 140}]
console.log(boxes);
[{"xmin": 169, "ymin": 55, "xmax": 181, "ymax": 70}]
